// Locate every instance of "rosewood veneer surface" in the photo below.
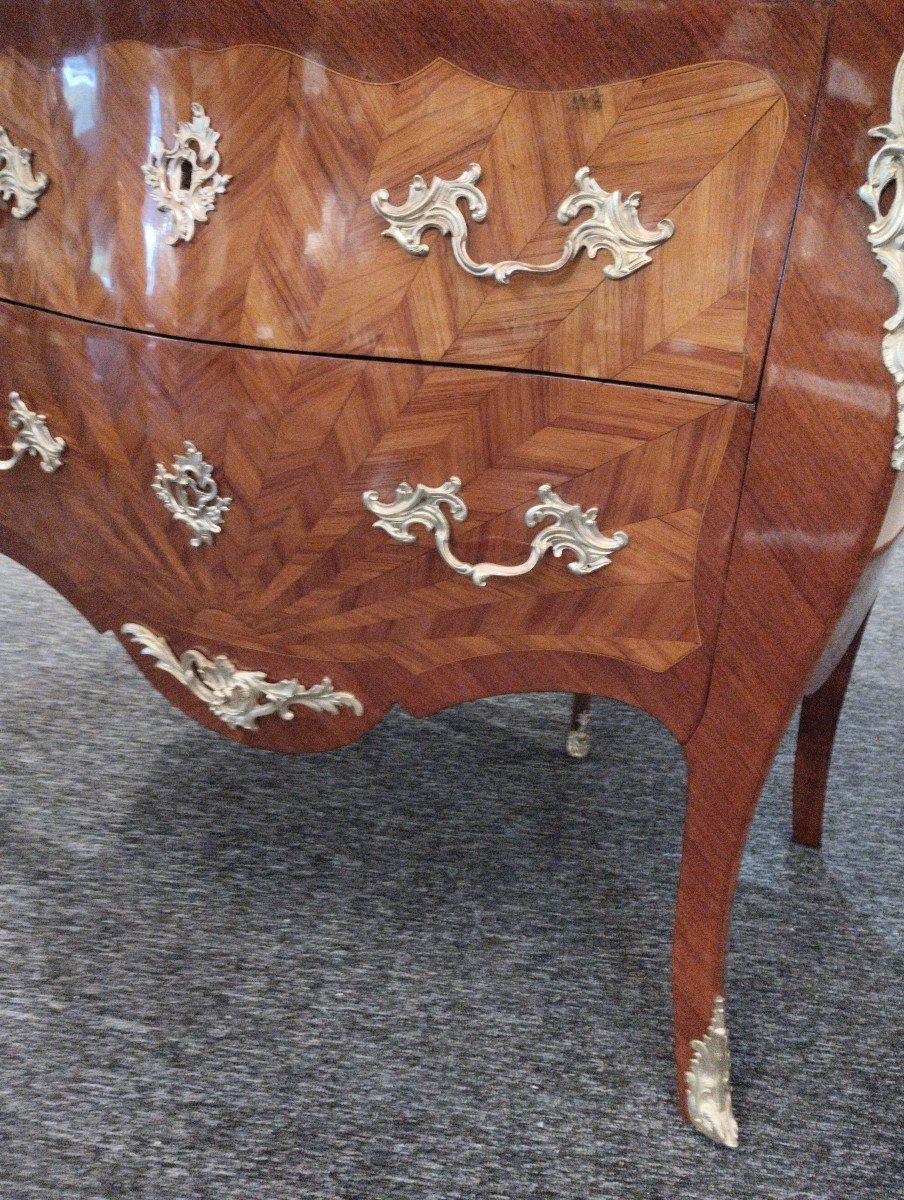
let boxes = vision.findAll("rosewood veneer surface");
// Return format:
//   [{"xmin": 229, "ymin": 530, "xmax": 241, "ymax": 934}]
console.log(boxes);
[
  {"xmin": 0, "ymin": 48, "xmax": 791, "ymax": 398},
  {"xmin": 0, "ymin": 301, "xmax": 751, "ymax": 752},
  {"xmin": 0, "ymin": 0, "xmax": 901, "ymax": 1151}
]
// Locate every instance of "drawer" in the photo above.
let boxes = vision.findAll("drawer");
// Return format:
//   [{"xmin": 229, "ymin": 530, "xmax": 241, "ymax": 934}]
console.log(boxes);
[
  {"xmin": 0, "ymin": 302, "xmax": 751, "ymax": 749},
  {"xmin": 0, "ymin": 42, "xmax": 793, "ymax": 398}
]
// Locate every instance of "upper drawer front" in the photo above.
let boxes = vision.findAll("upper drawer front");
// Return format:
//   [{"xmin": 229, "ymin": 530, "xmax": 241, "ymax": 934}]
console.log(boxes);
[{"xmin": 0, "ymin": 43, "xmax": 791, "ymax": 398}]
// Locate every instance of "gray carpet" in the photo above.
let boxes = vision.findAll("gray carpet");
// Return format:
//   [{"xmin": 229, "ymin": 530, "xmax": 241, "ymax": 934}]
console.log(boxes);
[{"xmin": 0, "ymin": 545, "xmax": 900, "ymax": 1200}]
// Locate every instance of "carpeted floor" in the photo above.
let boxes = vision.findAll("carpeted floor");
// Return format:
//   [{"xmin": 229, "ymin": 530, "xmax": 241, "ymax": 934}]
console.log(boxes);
[{"xmin": 0, "ymin": 546, "xmax": 900, "ymax": 1200}]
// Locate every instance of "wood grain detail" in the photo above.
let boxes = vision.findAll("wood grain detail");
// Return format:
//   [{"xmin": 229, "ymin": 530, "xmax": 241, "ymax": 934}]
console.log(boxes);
[
  {"xmin": 792, "ymin": 613, "xmax": 871, "ymax": 849},
  {"xmin": 0, "ymin": 46, "xmax": 788, "ymax": 398},
  {"xmin": 670, "ymin": 0, "xmax": 903, "ymax": 1115},
  {"xmin": 0, "ymin": 300, "xmax": 751, "ymax": 750},
  {"xmin": 6, "ymin": 0, "xmax": 885, "ymax": 1134}
]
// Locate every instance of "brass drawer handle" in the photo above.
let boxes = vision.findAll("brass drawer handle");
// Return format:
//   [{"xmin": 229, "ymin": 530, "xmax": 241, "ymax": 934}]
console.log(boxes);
[
  {"xmin": 363, "ymin": 477, "xmax": 628, "ymax": 587},
  {"xmin": 371, "ymin": 164, "xmax": 673, "ymax": 285},
  {"xmin": 152, "ymin": 440, "xmax": 232, "ymax": 547},
  {"xmin": 142, "ymin": 103, "xmax": 230, "ymax": 244},
  {"xmin": 0, "ymin": 125, "xmax": 48, "ymax": 219},
  {"xmin": 0, "ymin": 392, "xmax": 66, "ymax": 473},
  {"xmin": 122, "ymin": 625, "xmax": 364, "ymax": 730}
]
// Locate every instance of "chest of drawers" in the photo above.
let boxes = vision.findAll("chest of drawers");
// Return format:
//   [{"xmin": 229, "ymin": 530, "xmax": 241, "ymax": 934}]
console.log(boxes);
[{"xmin": 0, "ymin": 0, "xmax": 901, "ymax": 1149}]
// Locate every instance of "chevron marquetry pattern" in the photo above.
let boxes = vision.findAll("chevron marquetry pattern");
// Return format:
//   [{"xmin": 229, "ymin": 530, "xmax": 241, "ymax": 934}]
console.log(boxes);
[
  {"xmin": 0, "ymin": 302, "xmax": 750, "ymax": 748},
  {"xmin": 0, "ymin": 45, "xmax": 787, "ymax": 399}
]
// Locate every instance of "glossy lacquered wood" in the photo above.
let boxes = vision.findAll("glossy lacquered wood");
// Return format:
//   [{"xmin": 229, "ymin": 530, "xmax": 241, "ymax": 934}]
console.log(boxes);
[
  {"xmin": 0, "ymin": 300, "xmax": 752, "ymax": 750},
  {"xmin": 0, "ymin": 0, "xmax": 831, "ymax": 403},
  {"xmin": 0, "ymin": 46, "xmax": 790, "ymax": 399},
  {"xmin": 670, "ymin": 0, "xmax": 902, "ymax": 1112},
  {"xmin": 1, "ymin": 0, "xmax": 901, "ymax": 1148},
  {"xmin": 792, "ymin": 614, "xmax": 871, "ymax": 850}
]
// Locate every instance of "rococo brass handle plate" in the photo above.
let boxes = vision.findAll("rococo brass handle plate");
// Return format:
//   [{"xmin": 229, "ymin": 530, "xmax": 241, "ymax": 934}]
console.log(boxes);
[
  {"xmin": 0, "ymin": 392, "xmax": 66, "ymax": 473},
  {"xmin": 122, "ymin": 625, "xmax": 364, "ymax": 730},
  {"xmin": 0, "ymin": 124, "xmax": 48, "ymax": 219},
  {"xmin": 363, "ymin": 477, "xmax": 628, "ymax": 587},
  {"xmin": 371, "ymin": 164, "xmax": 674, "ymax": 284}
]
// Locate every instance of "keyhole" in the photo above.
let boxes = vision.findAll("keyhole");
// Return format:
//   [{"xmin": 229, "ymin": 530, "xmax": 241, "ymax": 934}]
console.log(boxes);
[
  {"xmin": 877, "ymin": 171, "xmax": 898, "ymax": 217},
  {"xmin": 180, "ymin": 158, "xmax": 194, "ymax": 191}
]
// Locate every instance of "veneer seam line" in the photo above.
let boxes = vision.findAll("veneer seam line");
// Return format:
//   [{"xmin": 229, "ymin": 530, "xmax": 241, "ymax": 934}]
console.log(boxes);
[{"xmin": 0, "ymin": 296, "xmax": 745, "ymax": 407}]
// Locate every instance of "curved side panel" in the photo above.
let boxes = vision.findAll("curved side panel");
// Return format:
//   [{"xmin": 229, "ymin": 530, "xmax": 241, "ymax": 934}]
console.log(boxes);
[{"xmin": 673, "ymin": 0, "xmax": 901, "ymax": 1104}]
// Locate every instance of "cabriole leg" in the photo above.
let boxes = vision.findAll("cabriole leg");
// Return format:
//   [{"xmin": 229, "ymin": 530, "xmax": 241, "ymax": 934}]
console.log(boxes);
[
  {"xmin": 673, "ymin": 757, "xmax": 745, "ymax": 1148},
  {"xmin": 792, "ymin": 615, "xmax": 870, "ymax": 849},
  {"xmin": 672, "ymin": 713, "xmax": 791, "ymax": 1149},
  {"xmin": 566, "ymin": 692, "xmax": 591, "ymax": 758}
]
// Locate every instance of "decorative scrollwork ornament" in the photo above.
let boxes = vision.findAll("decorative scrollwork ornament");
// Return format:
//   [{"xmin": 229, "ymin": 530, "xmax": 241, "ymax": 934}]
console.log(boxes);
[
  {"xmin": 859, "ymin": 48, "xmax": 904, "ymax": 470},
  {"xmin": 152, "ymin": 440, "xmax": 232, "ymax": 547},
  {"xmin": 142, "ymin": 103, "xmax": 230, "ymax": 244},
  {"xmin": 372, "ymin": 163, "xmax": 673, "ymax": 284},
  {"xmin": 0, "ymin": 392, "xmax": 65, "ymax": 473},
  {"xmin": 122, "ymin": 625, "xmax": 364, "ymax": 731},
  {"xmin": 0, "ymin": 125, "xmax": 48, "ymax": 219},
  {"xmin": 363, "ymin": 477, "xmax": 628, "ymax": 587},
  {"xmin": 685, "ymin": 996, "xmax": 738, "ymax": 1149}
]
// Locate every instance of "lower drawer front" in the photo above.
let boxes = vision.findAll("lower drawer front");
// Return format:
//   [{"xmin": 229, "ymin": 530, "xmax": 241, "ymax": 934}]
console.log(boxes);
[{"xmin": 0, "ymin": 303, "xmax": 750, "ymax": 749}]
